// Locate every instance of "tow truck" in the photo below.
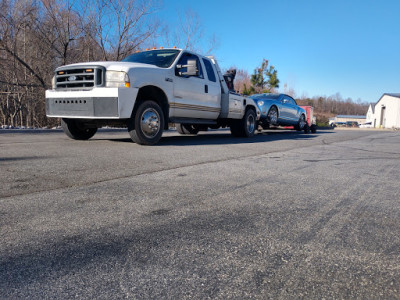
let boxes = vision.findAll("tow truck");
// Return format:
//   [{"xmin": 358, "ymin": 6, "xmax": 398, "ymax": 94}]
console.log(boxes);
[{"xmin": 45, "ymin": 48, "xmax": 260, "ymax": 145}]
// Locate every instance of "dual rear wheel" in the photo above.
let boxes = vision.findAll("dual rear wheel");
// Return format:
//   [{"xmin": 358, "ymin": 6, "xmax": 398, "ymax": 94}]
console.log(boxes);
[
  {"xmin": 176, "ymin": 124, "xmax": 200, "ymax": 135},
  {"xmin": 230, "ymin": 109, "xmax": 256, "ymax": 137}
]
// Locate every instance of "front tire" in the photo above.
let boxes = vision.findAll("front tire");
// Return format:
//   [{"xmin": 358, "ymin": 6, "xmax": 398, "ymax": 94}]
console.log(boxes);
[
  {"xmin": 267, "ymin": 106, "xmax": 278, "ymax": 125},
  {"xmin": 128, "ymin": 101, "xmax": 164, "ymax": 145},
  {"xmin": 61, "ymin": 118, "xmax": 97, "ymax": 140}
]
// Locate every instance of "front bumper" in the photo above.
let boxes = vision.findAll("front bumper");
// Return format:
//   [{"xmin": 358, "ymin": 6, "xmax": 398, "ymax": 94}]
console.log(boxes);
[{"xmin": 45, "ymin": 87, "xmax": 139, "ymax": 119}]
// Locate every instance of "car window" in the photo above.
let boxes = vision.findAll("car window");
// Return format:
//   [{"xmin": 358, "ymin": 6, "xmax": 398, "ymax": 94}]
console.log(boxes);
[
  {"xmin": 202, "ymin": 58, "xmax": 216, "ymax": 82},
  {"xmin": 284, "ymin": 96, "xmax": 296, "ymax": 105},
  {"xmin": 250, "ymin": 94, "xmax": 280, "ymax": 100},
  {"xmin": 289, "ymin": 97, "xmax": 297, "ymax": 105},
  {"xmin": 175, "ymin": 53, "xmax": 204, "ymax": 79}
]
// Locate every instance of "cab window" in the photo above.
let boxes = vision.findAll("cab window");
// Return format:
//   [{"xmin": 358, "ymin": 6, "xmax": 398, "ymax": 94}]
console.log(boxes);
[{"xmin": 202, "ymin": 58, "xmax": 216, "ymax": 82}]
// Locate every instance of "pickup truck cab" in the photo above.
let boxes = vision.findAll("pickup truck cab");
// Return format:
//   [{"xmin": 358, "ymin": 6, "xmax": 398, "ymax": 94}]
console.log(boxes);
[{"xmin": 46, "ymin": 48, "xmax": 260, "ymax": 145}]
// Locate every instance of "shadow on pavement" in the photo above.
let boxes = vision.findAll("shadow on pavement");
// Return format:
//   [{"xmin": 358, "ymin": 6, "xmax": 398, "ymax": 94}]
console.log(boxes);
[{"xmin": 104, "ymin": 129, "xmax": 334, "ymax": 146}]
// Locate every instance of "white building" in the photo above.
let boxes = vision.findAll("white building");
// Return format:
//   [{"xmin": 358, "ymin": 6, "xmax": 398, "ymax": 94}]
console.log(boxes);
[
  {"xmin": 370, "ymin": 93, "xmax": 400, "ymax": 129},
  {"xmin": 366, "ymin": 104, "xmax": 375, "ymax": 123}
]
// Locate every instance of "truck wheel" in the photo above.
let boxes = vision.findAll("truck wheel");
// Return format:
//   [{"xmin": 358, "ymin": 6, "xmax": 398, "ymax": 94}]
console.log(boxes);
[
  {"xmin": 128, "ymin": 101, "xmax": 164, "ymax": 145},
  {"xmin": 310, "ymin": 124, "xmax": 317, "ymax": 133},
  {"xmin": 176, "ymin": 124, "xmax": 200, "ymax": 135},
  {"xmin": 267, "ymin": 106, "xmax": 278, "ymax": 125},
  {"xmin": 304, "ymin": 123, "xmax": 310, "ymax": 134},
  {"xmin": 61, "ymin": 118, "xmax": 97, "ymax": 140},
  {"xmin": 230, "ymin": 109, "xmax": 256, "ymax": 137},
  {"xmin": 295, "ymin": 114, "xmax": 306, "ymax": 131}
]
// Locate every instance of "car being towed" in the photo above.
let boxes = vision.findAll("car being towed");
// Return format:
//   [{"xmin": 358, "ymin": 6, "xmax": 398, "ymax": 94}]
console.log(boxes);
[{"xmin": 249, "ymin": 93, "xmax": 307, "ymax": 130}]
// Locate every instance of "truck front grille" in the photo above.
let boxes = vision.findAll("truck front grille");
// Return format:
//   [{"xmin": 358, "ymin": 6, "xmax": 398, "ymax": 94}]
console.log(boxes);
[{"xmin": 55, "ymin": 66, "xmax": 105, "ymax": 89}]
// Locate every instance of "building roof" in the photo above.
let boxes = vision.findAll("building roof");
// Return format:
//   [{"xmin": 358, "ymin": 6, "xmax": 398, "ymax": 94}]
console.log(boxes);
[
  {"xmin": 336, "ymin": 115, "xmax": 366, "ymax": 119},
  {"xmin": 368, "ymin": 104, "xmax": 375, "ymax": 114},
  {"xmin": 376, "ymin": 93, "xmax": 400, "ymax": 105},
  {"xmin": 385, "ymin": 93, "xmax": 400, "ymax": 98}
]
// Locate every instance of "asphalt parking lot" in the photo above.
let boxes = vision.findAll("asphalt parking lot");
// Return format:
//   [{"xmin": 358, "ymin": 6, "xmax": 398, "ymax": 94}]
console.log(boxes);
[{"xmin": 1, "ymin": 128, "xmax": 399, "ymax": 299}]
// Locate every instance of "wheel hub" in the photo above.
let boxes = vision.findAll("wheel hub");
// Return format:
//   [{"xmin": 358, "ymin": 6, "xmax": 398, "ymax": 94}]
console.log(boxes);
[
  {"xmin": 299, "ymin": 116, "xmax": 306, "ymax": 129},
  {"xmin": 140, "ymin": 108, "xmax": 160, "ymax": 138},
  {"xmin": 247, "ymin": 114, "xmax": 255, "ymax": 133},
  {"xmin": 268, "ymin": 109, "xmax": 278, "ymax": 124}
]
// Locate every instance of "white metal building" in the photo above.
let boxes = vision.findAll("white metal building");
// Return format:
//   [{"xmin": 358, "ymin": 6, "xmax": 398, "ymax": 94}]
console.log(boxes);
[
  {"xmin": 371, "ymin": 93, "xmax": 400, "ymax": 129},
  {"xmin": 366, "ymin": 104, "xmax": 375, "ymax": 123}
]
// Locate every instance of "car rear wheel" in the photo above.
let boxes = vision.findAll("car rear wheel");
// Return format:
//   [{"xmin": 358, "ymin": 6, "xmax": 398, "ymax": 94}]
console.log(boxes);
[{"xmin": 295, "ymin": 114, "xmax": 306, "ymax": 131}]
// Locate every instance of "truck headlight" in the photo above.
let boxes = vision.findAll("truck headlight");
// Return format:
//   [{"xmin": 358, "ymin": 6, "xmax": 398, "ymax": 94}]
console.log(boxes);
[
  {"xmin": 257, "ymin": 100, "xmax": 264, "ymax": 106},
  {"xmin": 105, "ymin": 71, "xmax": 130, "ymax": 88}
]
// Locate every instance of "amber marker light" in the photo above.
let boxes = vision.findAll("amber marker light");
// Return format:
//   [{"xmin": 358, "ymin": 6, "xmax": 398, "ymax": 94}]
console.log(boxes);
[
  {"xmin": 85, "ymin": 69, "xmax": 93, "ymax": 72},
  {"xmin": 58, "ymin": 71, "xmax": 65, "ymax": 75},
  {"xmin": 125, "ymin": 82, "xmax": 130, "ymax": 88},
  {"xmin": 159, "ymin": 47, "xmax": 164, "ymax": 49}
]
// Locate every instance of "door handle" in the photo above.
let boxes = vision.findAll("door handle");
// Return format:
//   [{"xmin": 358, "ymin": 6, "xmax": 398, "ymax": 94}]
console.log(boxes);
[{"xmin": 205, "ymin": 85, "xmax": 208, "ymax": 93}]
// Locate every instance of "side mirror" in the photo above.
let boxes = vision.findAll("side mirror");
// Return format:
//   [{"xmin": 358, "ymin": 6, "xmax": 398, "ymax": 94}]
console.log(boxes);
[{"xmin": 177, "ymin": 59, "xmax": 198, "ymax": 77}]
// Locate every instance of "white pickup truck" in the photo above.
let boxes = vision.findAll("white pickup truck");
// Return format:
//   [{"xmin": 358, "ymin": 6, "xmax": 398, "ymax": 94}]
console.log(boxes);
[{"xmin": 46, "ymin": 48, "xmax": 260, "ymax": 145}]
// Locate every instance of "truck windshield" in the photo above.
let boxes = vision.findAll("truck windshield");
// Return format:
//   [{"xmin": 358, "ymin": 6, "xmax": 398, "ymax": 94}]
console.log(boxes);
[{"xmin": 122, "ymin": 49, "xmax": 180, "ymax": 68}]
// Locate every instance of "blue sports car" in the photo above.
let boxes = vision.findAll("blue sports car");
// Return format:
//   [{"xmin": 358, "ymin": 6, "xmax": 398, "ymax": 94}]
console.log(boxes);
[{"xmin": 249, "ymin": 93, "xmax": 307, "ymax": 131}]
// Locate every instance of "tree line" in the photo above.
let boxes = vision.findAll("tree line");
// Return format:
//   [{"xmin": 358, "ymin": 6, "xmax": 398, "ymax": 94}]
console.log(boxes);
[
  {"xmin": 296, "ymin": 94, "xmax": 370, "ymax": 125},
  {"xmin": 0, "ymin": 0, "xmax": 210, "ymax": 128},
  {"xmin": 1, "ymin": 0, "xmax": 369, "ymax": 128}
]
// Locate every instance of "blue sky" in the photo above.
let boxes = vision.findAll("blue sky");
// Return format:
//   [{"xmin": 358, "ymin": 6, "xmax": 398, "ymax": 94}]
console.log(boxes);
[{"xmin": 158, "ymin": 0, "xmax": 400, "ymax": 103}]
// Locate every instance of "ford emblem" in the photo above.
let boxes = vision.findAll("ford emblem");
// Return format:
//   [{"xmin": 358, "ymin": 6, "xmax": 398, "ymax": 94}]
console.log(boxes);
[{"xmin": 68, "ymin": 75, "xmax": 77, "ymax": 81}]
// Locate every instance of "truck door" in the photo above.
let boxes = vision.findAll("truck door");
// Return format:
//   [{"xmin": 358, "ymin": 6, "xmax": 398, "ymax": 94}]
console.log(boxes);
[
  {"xmin": 201, "ymin": 57, "xmax": 221, "ymax": 114},
  {"xmin": 172, "ymin": 53, "xmax": 220, "ymax": 119}
]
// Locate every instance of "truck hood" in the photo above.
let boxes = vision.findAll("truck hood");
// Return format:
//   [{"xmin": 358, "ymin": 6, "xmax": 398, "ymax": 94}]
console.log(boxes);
[{"xmin": 56, "ymin": 61, "xmax": 161, "ymax": 72}]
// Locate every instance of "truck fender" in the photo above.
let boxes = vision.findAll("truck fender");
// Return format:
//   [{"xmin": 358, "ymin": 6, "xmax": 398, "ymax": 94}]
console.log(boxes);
[{"xmin": 132, "ymin": 85, "xmax": 170, "ymax": 129}]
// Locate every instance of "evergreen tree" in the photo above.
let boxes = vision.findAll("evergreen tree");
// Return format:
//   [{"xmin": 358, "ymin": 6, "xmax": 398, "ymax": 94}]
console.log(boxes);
[
  {"xmin": 249, "ymin": 59, "xmax": 280, "ymax": 94},
  {"xmin": 265, "ymin": 66, "xmax": 280, "ymax": 91},
  {"xmin": 250, "ymin": 59, "xmax": 269, "ymax": 93}
]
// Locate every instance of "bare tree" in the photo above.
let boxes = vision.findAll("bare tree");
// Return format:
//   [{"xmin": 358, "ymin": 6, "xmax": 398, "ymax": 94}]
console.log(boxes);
[
  {"xmin": 160, "ymin": 8, "xmax": 218, "ymax": 55},
  {"xmin": 0, "ymin": 1, "xmax": 218, "ymax": 127},
  {"xmin": 233, "ymin": 68, "xmax": 251, "ymax": 94},
  {"xmin": 38, "ymin": 0, "xmax": 85, "ymax": 66},
  {"xmin": 85, "ymin": 0, "xmax": 160, "ymax": 61},
  {"xmin": 178, "ymin": 8, "xmax": 203, "ymax": 51}
]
